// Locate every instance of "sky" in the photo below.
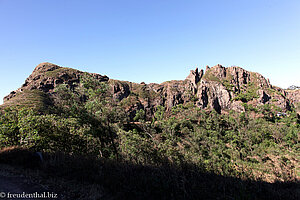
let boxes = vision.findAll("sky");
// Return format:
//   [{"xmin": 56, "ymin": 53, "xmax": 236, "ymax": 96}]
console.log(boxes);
[{"xmin": 0, "ymin": 0, "xmax": 299, "ymax": 104}]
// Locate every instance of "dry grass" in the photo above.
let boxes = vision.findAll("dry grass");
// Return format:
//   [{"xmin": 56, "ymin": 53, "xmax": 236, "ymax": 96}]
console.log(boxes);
[
  {"xmin": 1, "ymin": 89, "xmax": 50, "ymax": 112},
  {"xmin": 45, "ymin": 67, "xmax": 79, "ymax": 78}
]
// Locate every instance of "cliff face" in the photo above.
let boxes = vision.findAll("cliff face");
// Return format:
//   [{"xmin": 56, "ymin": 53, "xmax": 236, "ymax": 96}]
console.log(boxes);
[
  {"xmin": 2, "ymin": 62, "xmax": 298, "ymax": 118},
  {"xmin": 285, "ymin": 89, "xmax": 300, "ymax": 113}
]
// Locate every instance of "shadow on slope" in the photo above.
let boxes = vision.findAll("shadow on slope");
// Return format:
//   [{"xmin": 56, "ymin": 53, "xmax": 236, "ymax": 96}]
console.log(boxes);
[{"xmin": 0, "ymin": 147, "xmax": 299, "ymax": 200}]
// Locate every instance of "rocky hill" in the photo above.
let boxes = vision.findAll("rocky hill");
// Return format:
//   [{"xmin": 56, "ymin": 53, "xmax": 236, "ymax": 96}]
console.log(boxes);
[
  {"xmin": 287, "ymin": 85, "xmax": 300, "ymax": 90},
  {"xmin": 1, "ymin": 62, "xmax": 299, "ymax": 199},
  {"xmin": 2, "ymin": 62, "xmax": 299, "ymax": 117}
]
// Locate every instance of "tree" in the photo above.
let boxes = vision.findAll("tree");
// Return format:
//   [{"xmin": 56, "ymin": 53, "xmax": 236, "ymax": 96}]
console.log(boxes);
[{"xmin": 133, "ymin": 109, "xmax": 145, "ymax": 122}]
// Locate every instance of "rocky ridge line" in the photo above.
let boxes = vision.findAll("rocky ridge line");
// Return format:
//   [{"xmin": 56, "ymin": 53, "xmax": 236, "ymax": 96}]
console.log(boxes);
[{"xmin": 3, "ymin": 62, "xmax": 299, "ymax": 118}]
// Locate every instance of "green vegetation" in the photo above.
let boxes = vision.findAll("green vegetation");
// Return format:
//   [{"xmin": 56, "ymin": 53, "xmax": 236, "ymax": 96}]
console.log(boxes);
[
  {"xmin": 294, "ymin": 102, "xmax": 300, "ymax": 113},
  {"xmin": 45, "ymin": 67, "xmax": 79, "ymax": 78},
  {"xmin": 133, "ymin": 109, "xmax": 145, "ymax": 122},
  {"xmin": 130, "ymin": 82, "xmax": 160, "ymax": 100},
  {"xmin": 1, "ymin": 89, "xmax": 50, "ymax": 112},
  {"xmin": 234, "ymin": 82, "xmax": 259, "ymax": 102},
  {"xmin": 0, "ymin": 74, "xmax": 299, "ymax": 199},
  {"xmin": 222, "ymin": 79, "xmax": 235, "ymax": 92},
  {"xmin": 202, "ymin": 70, "xmax": 221, "ymax": 82}
]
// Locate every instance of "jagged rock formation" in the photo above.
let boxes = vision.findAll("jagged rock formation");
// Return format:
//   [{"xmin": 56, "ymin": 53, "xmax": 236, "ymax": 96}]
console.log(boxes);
[
  {"xmin": 2, "ymin": 62, "xmax": 298, "ymax": 118},
  {"xmin": 287, "ymin": 85, "xmax": 300, "ymax": 90},
  {"xmin": 286, "ymin": 90, "xmax": 300, "ymax": 104},
  {"xmin": 185, "ymin": 68, "xmax": 203, "ymax": 88},
  {"xmin": 285, "ymin": 89, "xmax": 300, "ymax": 113}
]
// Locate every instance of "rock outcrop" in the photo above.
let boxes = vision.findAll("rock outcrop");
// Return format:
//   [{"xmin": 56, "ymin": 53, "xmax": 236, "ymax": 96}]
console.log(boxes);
[
  {"xmin": 185, "ymin": 68, "xmax": 203, "ymax": 88},
  {"xmin": 287, "ymin": 85, "xmax": 300, "ymax": 90},
  {"xmin": 285, "ymin": 89, "xmax": 300, "ymax": 113},
  {"xmin": 4, "ymin": 62, "xmax": 109, "ymax": 103},
  {"xmin": 2, "ymin": 62, "xmax": 297, "ymax": 118},
  {"xmin": 286, "ymin": 89, "xmax": 300, "ymax": 104}
]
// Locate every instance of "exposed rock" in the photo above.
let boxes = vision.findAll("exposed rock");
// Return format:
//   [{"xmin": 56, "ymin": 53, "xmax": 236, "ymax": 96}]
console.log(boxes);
[
  {"xmin": 205, "ymin": 65, "xmax": 210, "ymax": 72},
  {"xmin": 285, "ymin": 89, "xmax": 300, "ymax": 104},
  {"xmin": 161, "ymin": 81, "xmax": 187, "ymax": 110},
  {"xmin": 185, "ymin": 68, "xmax": 203, "ymax": 88},
  {"xmin": 208, "ymin": 64, "xmax": 227, "ymax": 80},
  {"xmin": 2, "ymin": 62, "xmax": 297, "ymax": 117},
  {"xmin": 196, "ymin": 81, "xmax": 231, "ymax": 113},
  {"xmin": 229, "ymin": 101, "xmax": 245, "ymax": 112},
  {"xmin": 32, "ymin": 62, "xmax": 61, "ymax": 74},
  {"xmin": 90, "ymin": 73, "xmax": 109, "ymax": 82},
  {"xmin": 226, "ymin": 66, "xmax": 270, "ymax": 89},
  {"xmin": 111, "ymin": 81, "xmax": 130, "ymax": 101},
  {"xmin": 3, "ymin": 62, "xmax": 109, "ymax": 103},
  {"xmin": 257, "ymin": 90, "xmax": 271, "ymax": 104},
  {"xmin": 196, "ymin": 82, "xmax": 209, "ymax": 109},
  {"xmin": 226, "ymin": 66, "xmax": 251, "ymax": 88},
  {"xmin": 287, "ymin": 85, "xmax": 300, "ymax": 90},
  {"xmin": 285, "ymin": 89, "xmax": 300, "ymax": 113}
]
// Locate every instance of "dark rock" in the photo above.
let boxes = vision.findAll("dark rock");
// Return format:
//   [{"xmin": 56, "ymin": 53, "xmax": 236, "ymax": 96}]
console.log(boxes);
[
  {"xmin": 112, "ymin": 81, "xmax": 130, "ymax": 101},
  {"xmin": 212, "ymin": 97, "xmax": 221, "ymax": 114},
  {"xmin": 185, "ymin": 68, "xmax": 204, "ymax": 87},
  {"xmin": 258, "ymin": 90, "xmax": 271, "ymax": 104}
]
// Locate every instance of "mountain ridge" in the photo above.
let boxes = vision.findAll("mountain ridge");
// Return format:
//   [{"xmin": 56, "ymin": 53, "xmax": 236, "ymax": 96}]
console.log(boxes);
[
  {"xmin": 0, "ymin": 62, "xmax": 299, "ymax": 198},
  {"xmin": 2, "ymin": 62, "xmax": 299, "ymax": 117}
]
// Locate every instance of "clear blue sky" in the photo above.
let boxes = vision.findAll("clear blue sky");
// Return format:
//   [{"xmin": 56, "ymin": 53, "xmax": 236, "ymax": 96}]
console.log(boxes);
[{"xmin": 1, "ymin": 0, "xmax": 299, "ymax": 104}]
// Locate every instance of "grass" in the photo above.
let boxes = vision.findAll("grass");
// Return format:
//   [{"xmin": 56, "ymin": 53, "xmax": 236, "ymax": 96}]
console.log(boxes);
[
  {"xmin": 202, "ymin": 67, "xmax": 231, "ymax": 83},
  {"xmin": 1, "ymin": 89, "xmax": 50, "ymax": 112},
  {"xmin": 45, "ymin": 67, "xmax": 79, "ymax": 78},
  {"xmin": 130, "ymin": 82, "xmax": 161, "ymax": 100},
  {"xmin": 225, "ymin": 72, "xmax": 233, "ymax": 82},
  {"xmin": 202, "ymin": 72, "xmax": 221, "ymax": 83},
  {"xmin": 108, "ymin": 79, "xmax": 130, "ymax": 87}
]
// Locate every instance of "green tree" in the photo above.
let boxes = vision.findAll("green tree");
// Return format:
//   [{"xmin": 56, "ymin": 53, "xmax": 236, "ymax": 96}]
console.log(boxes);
[
  {"xmin": 133, "ymin": 109, "xmax": 145, "ymax": 122},
  {"xmin": 154, "ymin": 105, "xmax": 165, "ymax": 121}
]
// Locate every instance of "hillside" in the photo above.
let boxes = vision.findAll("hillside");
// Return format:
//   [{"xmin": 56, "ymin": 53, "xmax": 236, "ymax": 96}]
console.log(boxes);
[
  {"xmin": 2, "ymin": 62, "xmax": 299, "ymax": 116},
  {"xmin": 0, "ymin": 62, "xmax": 299, "ymax": 199}
]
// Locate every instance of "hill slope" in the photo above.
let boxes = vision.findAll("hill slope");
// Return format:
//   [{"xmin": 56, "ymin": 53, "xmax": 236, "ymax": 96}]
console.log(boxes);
[
  {"xmin": 0, "ymin": 63, "xmax": 299, "ymax": 199},
  {"xmin": 2, "ymin": 62, "xmax": 299, "ymax": 117}
]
